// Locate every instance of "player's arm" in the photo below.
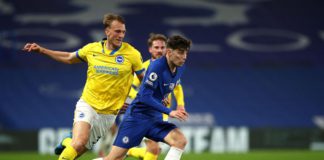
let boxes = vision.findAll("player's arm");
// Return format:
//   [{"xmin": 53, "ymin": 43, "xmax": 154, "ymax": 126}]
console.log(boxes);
[
  {"xmin": 173, "ymin": 83, "xmax": 185, "ymax": 110},
  {"xmin": 140, "ymin": 86, "xmax": 172, "ymax": 114},
  {"xmin": 140, "ymin": 83, "xmax": 188, "ymax": 121},
  {"xmin": 132, "ymin": 49, "xmax": 145, "ymax": 82},
  {"xmin": 128, "ymin": 86, "xmax": 138, "ymax": 100},
  {"xmin": 22, "ymin": 43, "xmax": 81, "ymax": 64},
  {"xmin": 135, "ymin": 71, "xmax": 144, "ymax": 82},
  {"xmin": 127, "ymin": 71, "xmax": 144, "ymax": 99}
]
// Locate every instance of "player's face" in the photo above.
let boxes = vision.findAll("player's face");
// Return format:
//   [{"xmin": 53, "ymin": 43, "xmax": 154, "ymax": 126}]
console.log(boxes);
[
  {"xmin": 105, "ymin": 20, "xmax": 126, "ymax": 49},
  {"xmin": 149, "ymin": 40, "xmax": 166, "ymax": 59},
  {"xmin": 169, "ymin": 48, "xmax": 188, "ymax": 67}
]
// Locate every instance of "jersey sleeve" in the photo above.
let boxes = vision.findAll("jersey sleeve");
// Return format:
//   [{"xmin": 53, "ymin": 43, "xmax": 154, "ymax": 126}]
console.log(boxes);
[
  {"xmin": 132, "ymin": 50, "xmax": 144, "ymax": 75},
  {"xmin": 128, "ymin": 86, "xmax": 138, "ymax": 99},
  {"xmin": 76, "ymin": 43, "xmax": 94, "ymax": 62},
  {"xmin": 139, "ymin": 65, "xmax": 172, "ymax": 115},
  {"xmin": 143, "ymin": 65, "xmax": 159, "ymax": 89},
  {"xmin": 139, "ymin": 87, "xmax": 172, "ymax": 115},
  {"xmin": 173, "ymin": 83, "xmax": 185, "ymax": 106}
]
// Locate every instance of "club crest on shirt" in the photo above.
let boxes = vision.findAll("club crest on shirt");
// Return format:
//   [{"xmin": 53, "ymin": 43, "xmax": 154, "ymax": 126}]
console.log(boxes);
[
  {"xmin": 149, "ymin": 72, "xmax": 158, "ymax": 81},
  {"xmin": 115, "ymin": 55, "xmax": 124, "ymax": 64},
  {"xmin": 79, "ymin": 112, "xmax": 85, "ymax": 118},
  {"xmin": 122, "ymin": 136, "xmax": 129, "ymax": 144}
]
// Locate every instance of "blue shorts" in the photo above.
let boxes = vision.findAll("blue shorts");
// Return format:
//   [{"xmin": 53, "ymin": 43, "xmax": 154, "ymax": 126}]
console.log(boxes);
[
  {"xmin": 114, "ymin": 114, "xmax": 124, "ymax": 126},
  {"xmin": 113, "ymin": 114, "xmax": 177, "ymax": 149}
]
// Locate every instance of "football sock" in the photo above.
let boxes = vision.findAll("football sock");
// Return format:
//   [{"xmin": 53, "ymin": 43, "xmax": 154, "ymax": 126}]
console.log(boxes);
[
  {"xmin": 62, "ymin": 137, "xmax": 72, "ymax": 147},
  {"xmin": 164, "ymin": 147, "xmax": 183, "ymax": 160},
  {"xmin": 127, "ymin": 147, "xmax": 146, "ymax": 159},
  {"xmin": 58, "ymin": 145, "xmax": 78, "ymax": 160},
  {"xmin": 144, "ymin": 151, "xmax": 158, "ymax": 160}
]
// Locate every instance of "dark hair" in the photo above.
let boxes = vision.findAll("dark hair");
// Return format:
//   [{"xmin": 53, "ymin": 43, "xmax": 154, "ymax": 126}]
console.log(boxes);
[
  {"xmin": 103, "ymin": 13, "xmax": 125, "ymax": 29},
  {"xmin": 167, "ymin": 35, "xmax": 192, "ymax": 51},
  {"xmin": 147, "ymin": 33, "xmax": 167, "ymax": 47}
]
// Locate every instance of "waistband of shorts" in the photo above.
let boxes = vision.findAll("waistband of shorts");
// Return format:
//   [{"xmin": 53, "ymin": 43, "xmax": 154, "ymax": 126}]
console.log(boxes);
[
  {"xmin": 94, "ymin": 108, "xmax": 119, "ymax": 115},
  {"xmin": 79, "ymin": 98, "xmax": 119, "ymax": 115}
]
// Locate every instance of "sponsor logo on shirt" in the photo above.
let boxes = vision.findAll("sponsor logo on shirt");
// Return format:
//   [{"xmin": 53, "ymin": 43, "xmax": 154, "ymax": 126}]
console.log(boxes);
[{"xmin": 94, "ymin": 65, "xmax": 119, "ymax": 75}]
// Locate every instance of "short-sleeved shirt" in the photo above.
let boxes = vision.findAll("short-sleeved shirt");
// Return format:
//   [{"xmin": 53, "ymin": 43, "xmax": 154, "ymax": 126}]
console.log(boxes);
[{"xmin": 76, "ymin": 41, "xmax": 144, "ymax": 114}]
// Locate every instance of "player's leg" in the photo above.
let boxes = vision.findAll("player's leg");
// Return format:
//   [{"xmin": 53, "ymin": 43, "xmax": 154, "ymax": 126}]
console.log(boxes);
[
  {"xmin": 104, "ymin": 145, "xmax": 129, "ymax": 160},
  {"xmin": 54, "ymin": 132, "xmax": 72, "ymax": 155},
  {"xmin": 58, "ymin": 121, "xmax": 90, "ymax": 160},
  {"xmin": 98, "ymin": 122, "xmax": 118, "ymax": 157},
  {"xmin": 104, "ymin": 113, "xmax": 149, "ymax": 160},
  {"xmin": 146, "ymin": 121, "xmax": 185, "ymax": 160},
  {"xmin": 143, "ymin": 139, "xmax": 160, "ymax": 160},
  {"xmin": 127, "ymin": 138, "xmax": 160, "ymax": 160},
  {"xmin": 163, "ymin": 128, "xmax": 187, "ymax": 160},
  {"xmin": 127, "ymin": 147, "xmax": 146, "ymax": 159},
  {"xmin": 58, "ymin": 99, "xmax": 94, "ymax": 160}
]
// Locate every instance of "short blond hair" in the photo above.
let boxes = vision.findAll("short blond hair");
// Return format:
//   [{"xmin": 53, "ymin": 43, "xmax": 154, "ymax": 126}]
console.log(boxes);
[{"xmin": 103, "ymin": 13, "xmax": 125, "ymax": 29}]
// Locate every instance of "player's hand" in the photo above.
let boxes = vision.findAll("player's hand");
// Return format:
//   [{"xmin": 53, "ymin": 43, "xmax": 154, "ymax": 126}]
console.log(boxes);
[
  {"xmin": 177, "ymin": 105, "xmax": 185, "ymax": 111},
  {"xmin": 118, "ymin": 103, "xmax": 129, "ymax": 114},
  {"xmin": 169, "ymin": 110, "xmax": 188, "ymax": 121},
  {"xmin": 22, "ymin": 43, "xmax": 42, "ymax": 53},
  {"xmin": 162, "ymin": 97, "xmax": 170, "ymax": 106}
]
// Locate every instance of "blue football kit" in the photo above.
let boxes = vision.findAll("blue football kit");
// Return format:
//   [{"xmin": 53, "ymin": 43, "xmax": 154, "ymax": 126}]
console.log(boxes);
[{"xmin": 113, "ymin": 56, "xmax": 185, "ymax": 148}]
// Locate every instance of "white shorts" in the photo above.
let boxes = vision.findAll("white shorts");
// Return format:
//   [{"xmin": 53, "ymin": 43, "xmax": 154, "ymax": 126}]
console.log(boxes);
[{"xmin": 74, "ymin": 99, "xmax": 116, "ymax": 149}]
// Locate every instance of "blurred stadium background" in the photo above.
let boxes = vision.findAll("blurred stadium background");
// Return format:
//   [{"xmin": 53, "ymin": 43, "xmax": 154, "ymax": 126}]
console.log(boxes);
[{"xmin": 1, "ymin": 0, "xmax": 324, "ymax": 159}]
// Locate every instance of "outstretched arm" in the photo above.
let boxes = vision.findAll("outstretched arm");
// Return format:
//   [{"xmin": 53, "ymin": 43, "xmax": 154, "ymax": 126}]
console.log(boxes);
[{"xmin": 22, "ymin": 42, "xmax": 81, "ymax": 64}]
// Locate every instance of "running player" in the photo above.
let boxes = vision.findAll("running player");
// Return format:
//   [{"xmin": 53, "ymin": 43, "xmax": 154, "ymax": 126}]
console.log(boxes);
[
  {"xmin": 22, "ymin": 13, "xmax": 144, "ymax": 160},
  {"xmin": 127, "ymin": 33, "xmax": 186, "ymax": 160},
  {"xmin": 97, "ymin": 33, "xmax": 186, "ymax": 160},
  {"xmin": 104, "ymin": 35, "xmax": 191, "ymax": 160}
]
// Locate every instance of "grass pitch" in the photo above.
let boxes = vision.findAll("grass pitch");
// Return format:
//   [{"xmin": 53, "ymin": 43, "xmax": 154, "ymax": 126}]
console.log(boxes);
[{"xmin": 0, "ymin": 150, "xmax": 323, "ymax": 160}]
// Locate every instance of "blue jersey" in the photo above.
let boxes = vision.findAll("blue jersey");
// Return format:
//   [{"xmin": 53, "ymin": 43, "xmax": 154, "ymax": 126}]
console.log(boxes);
[{"xmin": 127, "ymin": 56, "xmax": 185, "ymax": 120}]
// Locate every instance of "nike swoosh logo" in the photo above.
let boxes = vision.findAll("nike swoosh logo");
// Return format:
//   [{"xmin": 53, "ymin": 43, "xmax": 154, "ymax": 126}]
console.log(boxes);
[
  {"xmin": 61, "ymin": 157, "xmax": 69, "ymax": 160},
  {"xmin": 163, "ymin": 83, "xmax": 169, "ymax": 86}
]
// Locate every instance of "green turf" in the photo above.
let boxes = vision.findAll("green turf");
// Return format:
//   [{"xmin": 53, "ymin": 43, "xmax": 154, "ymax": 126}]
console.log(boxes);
[{"xmin": 0, "ymin": 150, "xmax": 323, "ymax": 160}]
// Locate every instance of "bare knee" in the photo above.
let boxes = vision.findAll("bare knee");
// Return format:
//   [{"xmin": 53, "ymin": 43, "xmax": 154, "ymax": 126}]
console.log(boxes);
[
  {"xmin": 71, "ymin": 121, "xmax": 91, "ymax": 153},
  {"xmin": 165, "ymin": 129, "xmax": 187, "ymax": 150},
  {"xmin": 104, "ymin": 146, "xmax": 128, "ymax": 160},
  {"xmin": 71, "ymin": 135, "xmax": 89, "ymax": 154},
  {"xmin": 71, "ymin": 141, "xmax": 87, "ymax": 153},
  {"xmin": 145, "ymin": 140, "xmax": 160, "ymax": 155},
  {"xmin": 172, "ymin": 135, "xmax": 187, "ymax": 149}
]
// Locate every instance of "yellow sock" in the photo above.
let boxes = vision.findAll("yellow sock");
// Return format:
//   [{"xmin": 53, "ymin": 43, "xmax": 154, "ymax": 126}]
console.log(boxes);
[
  {"xmin": 144, "ymin": 151, "xmax": 158, "ymax": 160},
  {"xmin": 127, "ymin": 147, "xmax": 146, "ymax": 158},
  {"xmin": 62, "ymin": 138, "xmax": 72, "ymax": 147},
  {"xmin": 58, "ymin": 145, "xmax": 77, "ymax": 160}
]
